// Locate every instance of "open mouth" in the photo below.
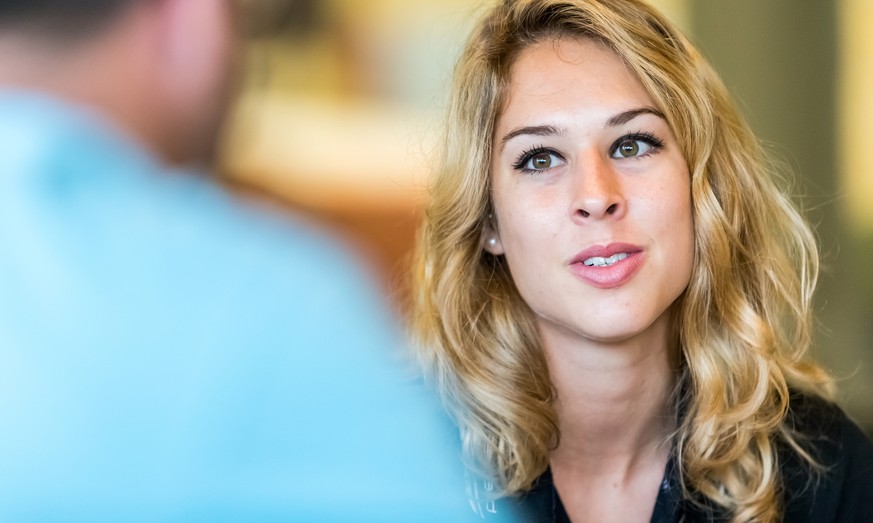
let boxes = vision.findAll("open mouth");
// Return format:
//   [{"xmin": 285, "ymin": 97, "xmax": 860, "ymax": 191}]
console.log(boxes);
[{"xmin": 582, "ymin": 252, "xmax": 629, "ymax": 267}]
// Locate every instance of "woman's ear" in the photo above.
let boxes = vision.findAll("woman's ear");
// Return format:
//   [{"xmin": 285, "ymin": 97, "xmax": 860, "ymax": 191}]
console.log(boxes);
[{"xmin": 481, "ymin": 216, "xmax": 505, "ymax": 255}]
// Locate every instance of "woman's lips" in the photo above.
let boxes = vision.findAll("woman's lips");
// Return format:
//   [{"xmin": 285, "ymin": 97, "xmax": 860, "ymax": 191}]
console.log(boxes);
[{"xmin": 568, "ymin": 243, "xmax": 645, "ymax": 289}]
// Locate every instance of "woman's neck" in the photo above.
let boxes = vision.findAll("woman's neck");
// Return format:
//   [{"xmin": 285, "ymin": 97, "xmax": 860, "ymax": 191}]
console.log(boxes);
[
  {"xmin": 541, "ymin": 313, "xmax": 678, "ymax": 475},
  {"xmin": 539, "ymin": 314, "xmax": 679, "ymax": 522}
]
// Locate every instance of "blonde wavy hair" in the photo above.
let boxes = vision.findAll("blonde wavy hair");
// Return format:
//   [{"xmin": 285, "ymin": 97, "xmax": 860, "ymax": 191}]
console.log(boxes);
[{"xmin": 411, "ymin": 0, "xmax": 835, "ymax": 521}]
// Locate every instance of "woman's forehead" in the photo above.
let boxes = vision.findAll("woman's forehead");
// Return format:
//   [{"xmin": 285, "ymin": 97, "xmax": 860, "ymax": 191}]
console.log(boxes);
[{"xmin": 496, "ymin": 38, "xmax": 655, "ymax": 131}]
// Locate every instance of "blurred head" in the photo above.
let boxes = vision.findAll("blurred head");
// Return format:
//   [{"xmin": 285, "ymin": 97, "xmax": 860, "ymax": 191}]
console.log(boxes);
[
  {"xmin": 0, "ymin": 0, "xmax": 241, "ymax": 166},
  {"xmin": 0, "ymin": 0, "xmax": 138, "ymax": 35},
  {"xmin": 414, "ymin": 0, "xmax": 831, "ymax": 518}
]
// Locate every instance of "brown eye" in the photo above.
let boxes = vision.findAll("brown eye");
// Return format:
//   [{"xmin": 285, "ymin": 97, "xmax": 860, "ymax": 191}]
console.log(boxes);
[
  {"xmin": 513, "ymin": 148, "xmax": 566, "ymax": 173},
  {"xmin": 616, "ymin": 139, "xmax": 640, "ymax": 158},
  {"xmin": 610, "ymin": 136, "xmax": 657, "ymax": 159},
  {"xmin": 530, "ymin": 152, "xmax": 554, "ymax": 169},
  {"xmin": 521, "ymin": 151, "xmax": 564, "ymax": 172}
]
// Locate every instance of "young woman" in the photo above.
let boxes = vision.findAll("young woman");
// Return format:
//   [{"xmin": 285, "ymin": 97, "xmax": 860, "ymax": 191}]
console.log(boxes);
[{"xmin": 411, "ymin": 1, "xmax": 873, "ymax": 521}]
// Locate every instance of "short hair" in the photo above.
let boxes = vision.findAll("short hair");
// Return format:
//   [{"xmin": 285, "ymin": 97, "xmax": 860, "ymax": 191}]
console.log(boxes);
[
  {"xmin": 411, "ymin": 0, "xmax": 833, "ymax": 521},
  {"xmin": 0, "ymin": 0, "xmax": 141, "ymax": 40}
]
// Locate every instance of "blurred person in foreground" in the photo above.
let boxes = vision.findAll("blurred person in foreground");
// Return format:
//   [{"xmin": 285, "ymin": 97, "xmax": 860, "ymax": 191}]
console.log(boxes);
[{"xmin": 0, "ymin": 1, "xmax": 492, "ymax": 521}]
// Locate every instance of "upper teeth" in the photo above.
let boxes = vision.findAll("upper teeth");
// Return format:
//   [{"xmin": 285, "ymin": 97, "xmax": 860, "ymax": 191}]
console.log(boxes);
[{"xmin": 583, "ymin": 253, "xmax": 629, "ymax": 267}]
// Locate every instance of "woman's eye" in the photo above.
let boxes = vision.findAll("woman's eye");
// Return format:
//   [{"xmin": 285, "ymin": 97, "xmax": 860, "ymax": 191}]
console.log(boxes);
[
  {"xmin": 515, "ymin": 150, "xmax": 565, "ymax": 172},
  {"xmin": 528, "ymin": 152, "xmax": 557, "ymax": 169},
  {"xmin": 609, "ymin": 133, "xmax": 663, "ymax": 159},
  {"xmin": 611, "ymin": 138, "xmax": 653, "ymax": 159}
]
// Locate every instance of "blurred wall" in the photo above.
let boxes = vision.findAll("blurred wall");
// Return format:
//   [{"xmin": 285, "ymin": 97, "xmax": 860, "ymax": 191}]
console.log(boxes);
[
  {"xmin": 837, "ymin": 0, "xmax": 873, "ymax": 435},
  {"xmin": 691, "ymin": 1, "xmax": 872, "ymax": 434},
  {"xmin": 221, "ymin": 0, "xmax": 873, "ymax": 433}
]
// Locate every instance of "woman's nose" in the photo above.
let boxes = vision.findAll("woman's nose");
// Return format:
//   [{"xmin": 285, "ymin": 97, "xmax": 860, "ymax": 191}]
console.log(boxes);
[{"xmin": 570, "ymin": 153, "xmax": 627, "ymax": 223}]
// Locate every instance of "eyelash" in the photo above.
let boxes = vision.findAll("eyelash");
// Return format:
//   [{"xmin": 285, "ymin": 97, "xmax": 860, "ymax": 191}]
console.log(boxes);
[{"xmin": 510, "ymin": 131, "xmax": 665, "ymax": 174}]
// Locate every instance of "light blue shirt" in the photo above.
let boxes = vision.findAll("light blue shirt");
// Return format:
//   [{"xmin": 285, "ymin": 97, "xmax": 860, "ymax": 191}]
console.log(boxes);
[{"xmin": 0, "ymin": 92, "xmax": 501, "ymax": 522}]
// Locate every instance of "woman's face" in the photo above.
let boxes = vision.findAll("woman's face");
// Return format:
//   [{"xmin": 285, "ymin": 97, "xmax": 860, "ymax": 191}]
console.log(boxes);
[{"xmin": 486, "ymin": 37, "xmax": 694, "ymax": 347}]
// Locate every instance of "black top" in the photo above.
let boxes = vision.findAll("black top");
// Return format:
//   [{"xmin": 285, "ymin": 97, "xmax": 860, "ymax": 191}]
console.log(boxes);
[{"xmin": 469, "ymin": 394, "xmax": 873, "ymax": 522}]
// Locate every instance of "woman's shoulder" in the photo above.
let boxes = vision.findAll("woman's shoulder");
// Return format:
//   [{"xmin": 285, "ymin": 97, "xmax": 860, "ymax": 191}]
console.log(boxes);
[
  {"xmin": 783, "ymin": 391, "xmax": 873, "ymax": 458},
  {"xmin": 465, "ymin": 394, "xmax": 873, "ymax": 522},
  {"xmin": 782, "ymin": 391, "xmax": 873, "ymax": 522}
]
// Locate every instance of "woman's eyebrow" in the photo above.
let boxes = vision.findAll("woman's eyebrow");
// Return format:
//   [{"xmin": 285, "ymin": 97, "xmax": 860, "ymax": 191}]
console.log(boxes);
[
  {"xmin": 498, "ymin": 108, "xmax": 664, "ymax": 152},
  {"xmin": 499, "ymin": 125, "xmax": 563, "ymax": 151},
  {"xmin": 605, "ymin": 107, "xmax": 665, "ymax": 127}
]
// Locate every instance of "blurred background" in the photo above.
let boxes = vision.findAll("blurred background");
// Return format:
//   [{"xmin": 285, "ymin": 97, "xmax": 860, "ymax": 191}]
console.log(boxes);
[{"xmin": 220, "ymin": 0, "xmax": 873, "ymax": 435}]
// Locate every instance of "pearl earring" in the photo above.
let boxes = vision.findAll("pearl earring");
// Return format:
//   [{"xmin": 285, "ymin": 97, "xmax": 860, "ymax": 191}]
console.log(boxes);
[{"xmin": 487, "ymin": 237, "xmax": 499, "ymax": 248}]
